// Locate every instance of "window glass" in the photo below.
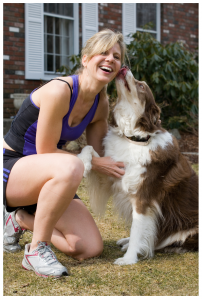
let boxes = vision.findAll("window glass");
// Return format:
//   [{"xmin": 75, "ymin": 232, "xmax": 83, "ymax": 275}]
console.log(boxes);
[
  {"xmin": 44, "ymin": 4, "xmax": 74, "ymax": 73},
  {"xmin": 136, "ymin": 4, "xmax": 156, "ymax": 30},
  {"xmin": 44, "ymin": 3, "xmax": 73, "ymax": 17}
]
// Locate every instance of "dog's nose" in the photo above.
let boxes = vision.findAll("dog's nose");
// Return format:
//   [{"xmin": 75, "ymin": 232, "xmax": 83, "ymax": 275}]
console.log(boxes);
[{"xmin": 121, "ymin": 65, "xmax": 129, "ymax": 70}]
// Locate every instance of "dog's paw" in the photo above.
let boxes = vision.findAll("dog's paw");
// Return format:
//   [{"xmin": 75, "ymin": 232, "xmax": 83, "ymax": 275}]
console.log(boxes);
[
  {"xmin": 114, "ymin": 257, "xmax": 138, "ymax": 266},
  {"xmin": 121, "ymin": 243, "xmax": 129, "ymax": 252},
  {"xmin": 77, "ymin": 146, "xmax": 99, "ymax": 177},
  {"xmin": 117, "ymin": 237, "xmax": 130, "ymax": 247},
  {"xmin": 83, "ymin": 162, "xmax": 92, "ymax": 177}
]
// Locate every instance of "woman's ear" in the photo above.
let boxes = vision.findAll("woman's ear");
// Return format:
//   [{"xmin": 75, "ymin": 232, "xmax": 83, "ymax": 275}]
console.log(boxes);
[{"xmin": 82, "ymin": 55, "xmax": 88, "ymax": 67}]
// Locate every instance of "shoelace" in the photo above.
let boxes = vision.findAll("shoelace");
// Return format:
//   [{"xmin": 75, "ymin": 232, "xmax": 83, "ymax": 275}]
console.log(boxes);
[{"xmin": 37, "ymin": 242, "xmax": 58, "ymax": 265}]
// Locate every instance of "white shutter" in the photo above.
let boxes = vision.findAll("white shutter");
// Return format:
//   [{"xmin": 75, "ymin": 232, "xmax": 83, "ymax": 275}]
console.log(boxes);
[
  {"xmin": 122, "ymin": 3, "xmax": 135, "ymax": 44},
  {"xmin": 25, "ymin": 3, "xmax": 44, "ymax": 80},
  {"xmin": 82, "ymin": 3, "xmax": 98, "ymax": 46}
]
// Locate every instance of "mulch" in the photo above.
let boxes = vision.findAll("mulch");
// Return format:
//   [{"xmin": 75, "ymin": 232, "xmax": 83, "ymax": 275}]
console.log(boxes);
[{"xmin": 178, "ymin": 131, "xmax": 198, "ymax": 164}]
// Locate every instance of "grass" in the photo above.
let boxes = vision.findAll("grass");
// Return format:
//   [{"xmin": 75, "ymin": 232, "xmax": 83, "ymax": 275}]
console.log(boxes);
[{"xmin": 3, "ymin": 165, "xmax": 199, "ymax": 296}]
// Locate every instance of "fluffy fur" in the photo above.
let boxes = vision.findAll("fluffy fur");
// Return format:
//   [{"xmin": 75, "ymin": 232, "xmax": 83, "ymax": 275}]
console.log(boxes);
[{"xmin": 78, "ymin": 67, "xmax": 198, "ymax": 265}]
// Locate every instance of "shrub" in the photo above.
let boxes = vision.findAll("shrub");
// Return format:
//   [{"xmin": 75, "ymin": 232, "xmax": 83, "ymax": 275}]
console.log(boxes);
[
  {"xmin": 60, "ymin": 30, "xmax": 198, "ymax": 133},
  {"xmin": 59, "ymin": 54, "xmax": 81, "ymax": 75},
  {"xmin": 112, "ymin": 30, "xmax": 198, "ymax": 132}
]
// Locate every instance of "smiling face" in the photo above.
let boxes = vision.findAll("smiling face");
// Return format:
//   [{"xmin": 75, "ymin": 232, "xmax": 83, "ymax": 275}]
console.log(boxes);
[
  {"xmin": 113, "ymin": 67, "xmax": 161, "ymax": 136},
  {"xmin": 82, "ymin": 43, "xmax": 122, "ymax": 84}
]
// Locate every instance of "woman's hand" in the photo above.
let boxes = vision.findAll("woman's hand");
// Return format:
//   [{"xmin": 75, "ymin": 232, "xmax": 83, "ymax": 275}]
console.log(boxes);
[{"xmin": 91, "ymin": 156, "xmax": 125, "ymax": 178}]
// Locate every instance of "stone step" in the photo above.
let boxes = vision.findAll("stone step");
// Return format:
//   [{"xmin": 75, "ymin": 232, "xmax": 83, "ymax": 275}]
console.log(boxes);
[{"xmin": 182, "ymin": 152, "xmax": 198, "ymax": 155}]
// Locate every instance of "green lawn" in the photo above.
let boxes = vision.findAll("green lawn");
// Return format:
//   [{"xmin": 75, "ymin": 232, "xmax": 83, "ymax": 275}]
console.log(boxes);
[{"xmin": 3, "ymin": 165, "xmax": 199, "ymax": 296}]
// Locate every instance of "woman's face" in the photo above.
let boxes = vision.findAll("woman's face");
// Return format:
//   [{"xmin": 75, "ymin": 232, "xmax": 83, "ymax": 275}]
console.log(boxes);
[{"xmin": 82, "ymin": 43, "xmax": 122, "ymax": 84}]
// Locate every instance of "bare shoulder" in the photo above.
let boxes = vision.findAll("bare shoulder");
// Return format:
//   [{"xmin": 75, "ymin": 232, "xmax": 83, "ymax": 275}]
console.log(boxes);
[
  {"xmin": 33, "ymin": 76, "xmax": 73, "ymax": 114},
  {"xmin": 43, "ymin": 76, "xmax": 73, "ymax": 99},
  {"xmin": 54, "ymin": 76, "xmax": 73, "ymax": 91}
]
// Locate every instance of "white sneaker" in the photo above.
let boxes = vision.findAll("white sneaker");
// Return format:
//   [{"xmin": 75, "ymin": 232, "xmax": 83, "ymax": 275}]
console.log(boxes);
[
  {"xmin": 3, "ymin": 209, "xmax": 26, "ymax": 253},
  {"xmin": 22, "ymin": 241, "xmax": 69, "ymax": 277}
]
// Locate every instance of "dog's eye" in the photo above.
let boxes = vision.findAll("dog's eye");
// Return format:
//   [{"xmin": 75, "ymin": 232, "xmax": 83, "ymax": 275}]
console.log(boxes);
[{"xmin": 139, "ymin": 84, "xmax": 144, "ymax": 89}]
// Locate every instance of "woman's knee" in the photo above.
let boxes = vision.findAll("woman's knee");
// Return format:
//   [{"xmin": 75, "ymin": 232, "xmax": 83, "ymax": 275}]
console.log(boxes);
[
  {"xmin": 87, "ymin": 238, "xmax": 104, "ymax": 258},
  {"xmin": 81, "ymin": 239, "xmax": 104, "ymax": 260},
  {"xmin": 55, "ymin": 156, "xmax": 84, "ymax": 186},
  {"xmin": 68, "ymin": 236, "xmax": 104, "ymax": 260}
]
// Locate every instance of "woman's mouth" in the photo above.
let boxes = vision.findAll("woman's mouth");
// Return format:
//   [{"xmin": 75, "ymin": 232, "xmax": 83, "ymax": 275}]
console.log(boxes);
[{"xmin": 99, "ymin": 66, "xmax": 113, "ymax": 73}]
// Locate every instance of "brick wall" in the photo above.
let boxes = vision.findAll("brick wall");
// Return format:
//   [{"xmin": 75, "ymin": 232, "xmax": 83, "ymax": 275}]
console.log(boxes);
[
  {"xmin": 98, "ymin": 3, "xmax": 122, "ymax": 32},
  {"xmin": 3, "ymin": 3, "xmax": 41, "ymax": 118},
  {"xmin": 161, "ymin": 3, "xmax": 198, "ymax": 52}
]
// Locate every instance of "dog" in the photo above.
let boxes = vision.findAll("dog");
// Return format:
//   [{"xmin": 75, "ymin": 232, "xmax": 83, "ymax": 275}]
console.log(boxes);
[{"xmin": 78, "ymin": 66, "xmax": 198, "ymax": 265}]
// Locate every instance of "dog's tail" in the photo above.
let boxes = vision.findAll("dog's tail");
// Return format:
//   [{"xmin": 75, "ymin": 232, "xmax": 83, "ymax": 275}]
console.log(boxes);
[{"xmin": 86, "ymin": 171, "xmax": 112, "ymax": 216}]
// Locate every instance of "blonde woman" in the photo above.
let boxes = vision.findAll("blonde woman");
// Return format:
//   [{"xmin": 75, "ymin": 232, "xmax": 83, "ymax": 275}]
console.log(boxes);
[{"xmin": 3, "ymin": 29, "xmax": 126, "ymax": 277}]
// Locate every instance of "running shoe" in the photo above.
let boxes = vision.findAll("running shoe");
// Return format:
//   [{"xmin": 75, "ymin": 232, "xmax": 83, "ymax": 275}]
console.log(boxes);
[
  {"xmin": 3, "ymin": 209, "xmax": 25, "ymax": 253},
  {"xmin": 22, "ymin": 241, "xmax": 69, "ymax": 277}
]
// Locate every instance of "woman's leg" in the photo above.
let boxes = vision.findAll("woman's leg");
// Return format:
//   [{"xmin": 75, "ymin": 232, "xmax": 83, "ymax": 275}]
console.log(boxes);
[
  {"xmin": 6, "ymin": 152, "xmax": 84, "ymax": 253},
  {"xmin": 16, "ymin": 198, "xmax": 103, "ymax": 260}
]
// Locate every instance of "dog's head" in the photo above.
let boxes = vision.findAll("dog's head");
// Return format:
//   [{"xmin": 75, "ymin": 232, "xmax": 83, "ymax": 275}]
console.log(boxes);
[{"xmin": 112, "ymin": 66, "xmax": 161, "ymax": 137}]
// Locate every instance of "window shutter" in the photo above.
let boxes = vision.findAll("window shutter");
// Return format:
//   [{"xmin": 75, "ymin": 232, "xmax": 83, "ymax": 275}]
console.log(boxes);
[
  {"xmin": 122, "ymin": 4, "xmax": 135, "ymax": 44},
  {"xmin": 82, "ymin": 3, "xmax": 98, "ymax": 47},
  {"xmin": 25, "ymin": 3, "xmax": 44, "ymax": 80}
]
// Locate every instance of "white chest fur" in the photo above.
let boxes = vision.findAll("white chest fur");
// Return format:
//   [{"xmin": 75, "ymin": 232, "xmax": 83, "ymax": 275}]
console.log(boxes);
[{"xmin": 103, "ymin": 129, "xmax": 173, "ymax": 220}]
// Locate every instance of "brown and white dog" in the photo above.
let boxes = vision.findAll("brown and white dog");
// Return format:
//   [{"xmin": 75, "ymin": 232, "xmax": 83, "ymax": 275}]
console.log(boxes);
[{"xmin": 78, "ymin": 66, "xmax": 198, "ymax": 265}]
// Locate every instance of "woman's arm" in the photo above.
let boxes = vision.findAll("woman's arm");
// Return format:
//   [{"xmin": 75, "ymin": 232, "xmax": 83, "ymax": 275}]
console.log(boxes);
[
  {"xmin": 86, "ymin": 95, "xmax": 125, "ymax": 179},
  {"xmin": 35, "ymin": 80, "xmax": 73, "ymax": 155}
]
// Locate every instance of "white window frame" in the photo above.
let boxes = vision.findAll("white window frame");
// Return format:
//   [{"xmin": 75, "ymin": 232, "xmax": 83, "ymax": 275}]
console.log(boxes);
[
  {"xmin": 122, "ymin": 3, "xmax": 161, "ymax": 44},
  {"xmin": 25, "ymin": 3, "xmax": 79, "ymax": 80}
]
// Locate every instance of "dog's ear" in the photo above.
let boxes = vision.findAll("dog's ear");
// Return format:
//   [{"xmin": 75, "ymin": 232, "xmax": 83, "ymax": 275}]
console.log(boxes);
[
  {"xmin": 151, "ymin": 104, "xmax": 161, "ymax": 125},
  {"xmin": 136, "ymin": 83, "xmax": 162, "ymax": 132},
  {"xmin": 136, "ymin": 103, "xmax": 161, "ymax": 132}
]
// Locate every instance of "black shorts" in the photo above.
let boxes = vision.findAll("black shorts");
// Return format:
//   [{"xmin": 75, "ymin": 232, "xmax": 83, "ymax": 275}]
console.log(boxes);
[{"xmin": 3, "ymin": 148, "xmax": 80, "ymax": 214}]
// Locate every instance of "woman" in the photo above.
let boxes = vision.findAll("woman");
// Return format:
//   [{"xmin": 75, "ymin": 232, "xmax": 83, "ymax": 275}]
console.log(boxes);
[{"xmin": 3, "ymin": 29, "xmax": 126, "ymax": 277}]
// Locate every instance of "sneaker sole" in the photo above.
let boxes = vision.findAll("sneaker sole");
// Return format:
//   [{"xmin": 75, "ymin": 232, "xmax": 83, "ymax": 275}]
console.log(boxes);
[
  {"xmin": 3, "ymin": 245, "xmax": 22, "ymax": 253},
  {"xmin": 22, "ymin": 258, "xmax": 68, "ymax": 278}
]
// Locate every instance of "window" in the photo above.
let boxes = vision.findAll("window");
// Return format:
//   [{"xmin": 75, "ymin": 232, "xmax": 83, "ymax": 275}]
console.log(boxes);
[
  {"xmin": 25, "ymin": 3, "xmax": 79, "ymax": 80},
  {"xmin": 44, "ymin": 4, "xmax": 74, "ymax": 74},
  {"xmin": 122, "ymin": 3, "xmax": 161, "ymax": 44}
]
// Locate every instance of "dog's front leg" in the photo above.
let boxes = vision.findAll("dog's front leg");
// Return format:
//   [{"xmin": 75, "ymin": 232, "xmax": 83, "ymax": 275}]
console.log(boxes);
[
  {"xmin": 114, "ymin": 207, "xmax": 140, "ymax": 265},
  {"xmin": 114, "ymin": 205, "xmax": 155, "ymax": 265},
  {"xmin": 77, "ymin": 146, "xmax": 99, "ymax": 177}
]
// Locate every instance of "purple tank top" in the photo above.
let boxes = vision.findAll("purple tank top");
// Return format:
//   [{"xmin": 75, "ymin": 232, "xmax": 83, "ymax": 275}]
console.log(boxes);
[
  {"xmin": 4, "ymin": 75, "xmax": 100, "ymax": 156},
  {"xmin": 59, "ymin": 75, "xmax": 99, "ymax": 144}
]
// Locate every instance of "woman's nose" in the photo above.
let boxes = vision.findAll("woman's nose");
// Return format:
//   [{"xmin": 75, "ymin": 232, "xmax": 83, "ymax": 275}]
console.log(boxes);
[{"xmin": 105, "ymin": 53, "xmax": 114, "ymax": 62}]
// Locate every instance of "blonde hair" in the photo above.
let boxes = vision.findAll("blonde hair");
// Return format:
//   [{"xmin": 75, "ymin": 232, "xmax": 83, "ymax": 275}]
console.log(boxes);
[{"xmin": 77, "ymin": 29, "xmax": 126, "ymax": 74}]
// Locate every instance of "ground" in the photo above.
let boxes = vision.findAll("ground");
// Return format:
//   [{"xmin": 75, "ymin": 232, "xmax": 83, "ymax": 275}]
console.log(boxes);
[{"xmin": 3, "ymin": 131, "xmax": 198, "ymax": 296}]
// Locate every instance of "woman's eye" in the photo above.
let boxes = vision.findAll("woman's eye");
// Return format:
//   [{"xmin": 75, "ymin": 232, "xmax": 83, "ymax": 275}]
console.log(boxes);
[{"xmin": 114, "ymin": 56, "xmax": 120, "ymax": 60}]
